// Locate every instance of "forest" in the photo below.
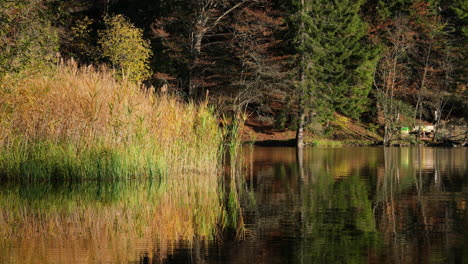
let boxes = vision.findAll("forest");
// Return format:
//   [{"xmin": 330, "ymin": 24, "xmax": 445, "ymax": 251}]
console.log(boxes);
[
  {"xmin": 1, "ymin": 2, "xmax": 468, "ymax": 263},
  {"xmin": 1, "ymin": 0, "xmax": 467, "ymax": 147}
]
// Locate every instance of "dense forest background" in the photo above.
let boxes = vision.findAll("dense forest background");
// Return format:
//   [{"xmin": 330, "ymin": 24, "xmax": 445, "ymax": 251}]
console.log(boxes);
[{"xmin": 1, "ymin": 0, "xmax": 466, "ymax": 144}]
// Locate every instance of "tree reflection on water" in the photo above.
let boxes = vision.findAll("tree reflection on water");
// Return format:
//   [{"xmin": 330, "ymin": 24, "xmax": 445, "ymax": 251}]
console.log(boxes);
[
  {"xmin": 236, "ymin": 147, "xmax": 468, "ymax": 264},
  {"xmin": 0, "ymin": 147, "xmax": 466, "ymax": 263}
]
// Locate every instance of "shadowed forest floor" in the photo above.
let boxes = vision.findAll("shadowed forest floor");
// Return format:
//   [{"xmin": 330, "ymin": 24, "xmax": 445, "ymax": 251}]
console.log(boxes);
[
  {"xmin": 239, "ymin": 111, "xmax": 463, "ymax": 147},
  {"xmin": 240, "ymin": 113, "xmax": 383, "ymax": 146}
]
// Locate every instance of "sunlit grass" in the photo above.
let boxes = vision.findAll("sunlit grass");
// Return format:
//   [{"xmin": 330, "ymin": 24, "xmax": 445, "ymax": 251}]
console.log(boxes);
[
  {"xmin": 0, "ymin": 60, "xmax": 223, "ymax": 180},
  {"xmin": 0, "ymin": 60, "xmax": 246, "ymax": 263},
  {"xmin": 309, "ymin": 139, "xmax": 344, "ymax": 147}
]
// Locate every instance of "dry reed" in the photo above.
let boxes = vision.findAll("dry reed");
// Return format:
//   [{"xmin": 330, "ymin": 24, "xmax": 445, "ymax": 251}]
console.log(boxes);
[
  {"xmin": 0, "ymin": 60, "xmax": 223, "ymax": 180},
  {"xmin": 0, "ymin": 60, "xmax": 245, "ymax": 263}
]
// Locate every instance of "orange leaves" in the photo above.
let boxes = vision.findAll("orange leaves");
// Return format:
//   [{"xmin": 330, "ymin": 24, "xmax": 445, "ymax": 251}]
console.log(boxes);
[
  {"xmin": 242, "ymin": 7, "xmax": 283, "ymax": 27},
  {"xmin": 412, "ymin": 1, "xmax": 431, "ymax": 17},
  {"xmin": 153, "ymin": 28, "xmax": 170, "ymax": 38},
  {"xmin": 153, "ymin": 72, "xmax": 176, "ymax": 81}
]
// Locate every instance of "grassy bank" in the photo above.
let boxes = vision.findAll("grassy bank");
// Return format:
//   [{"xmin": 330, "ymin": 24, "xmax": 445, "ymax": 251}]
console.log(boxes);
[{"xmin": 0, "ymin": 61, "xmax": 224, "ymax": 181}]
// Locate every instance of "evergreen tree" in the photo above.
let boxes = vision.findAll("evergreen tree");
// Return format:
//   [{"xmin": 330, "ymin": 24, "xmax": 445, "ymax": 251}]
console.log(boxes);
[
  {"xmin": 290, "ymin": 0, "xmax": 324, "ymax": 147},
  {"xmin": 290, "ymin": 0, "xmax": 378, "ymax": 146},
  {"xmin": 307, "ymin": 0, "xmax": 379, "ymax": 119}
]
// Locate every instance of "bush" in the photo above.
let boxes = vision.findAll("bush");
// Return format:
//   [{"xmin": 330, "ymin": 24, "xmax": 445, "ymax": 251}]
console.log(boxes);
[{"xmin": 0, "ymin": 0, "xmax": 59, "ymax": 75}]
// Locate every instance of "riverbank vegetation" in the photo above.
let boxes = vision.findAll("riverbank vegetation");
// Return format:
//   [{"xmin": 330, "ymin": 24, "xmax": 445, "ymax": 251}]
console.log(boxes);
[
  {"xmin": 0, "ymin": 61, "xmax": 224, "ymax": 181},
  {"xmin": 1, "ymin": 0, "xmax": 466, "ymax": 157},
  {"xmin": 0, "ymin": 58, "xmax": 246, "ymax": 262}
]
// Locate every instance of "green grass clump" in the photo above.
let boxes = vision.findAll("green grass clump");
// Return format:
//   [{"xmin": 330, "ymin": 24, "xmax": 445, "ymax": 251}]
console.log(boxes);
[
  {"xmin": 309, "ymin": 139, "xmax": 344, "ymax": 147},
  {"xmin": 0, "ymin": 60, "xmax": 224, "ymax": 181},
  {"xmin": 0, "ymin": 141, "xmax": 167, "ymax": 181}
]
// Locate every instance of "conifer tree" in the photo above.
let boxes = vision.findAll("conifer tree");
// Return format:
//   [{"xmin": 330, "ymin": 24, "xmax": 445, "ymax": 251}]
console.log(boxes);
[
  {"xmin": 290, "ymin": 0, "xmax": 324, "ymax": 147},
  {"xmin": 290, "ymin": 0, "xmax": 378, "ymax": 146},
  {"xmin": 306, "ymin": 0, "xmax": 378, "ymax": 119}
]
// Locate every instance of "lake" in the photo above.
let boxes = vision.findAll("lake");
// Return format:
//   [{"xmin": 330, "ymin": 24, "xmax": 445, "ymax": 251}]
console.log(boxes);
[{"xmin": 1, "ymin": 147, "xmax": 467, "ymax": 263}]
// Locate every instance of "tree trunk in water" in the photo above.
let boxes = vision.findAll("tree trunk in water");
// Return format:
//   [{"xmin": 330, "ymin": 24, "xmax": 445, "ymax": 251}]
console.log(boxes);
[
  {"xmin": 296, "ymin": 145, "xmax": 304, "ymax": 180},
  {"xmin": 296, "ymin": 0, "xmax": 307, "ymax": 149},
  {"xmin": 296, "ymin": 111, "xmax": 305, "ymax": 148}
]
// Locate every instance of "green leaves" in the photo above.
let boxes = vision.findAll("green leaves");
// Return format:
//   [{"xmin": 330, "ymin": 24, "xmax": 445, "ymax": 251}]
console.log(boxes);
[{"xmin": 0, "ymin": 0, "xmax": 59, "ymax": 75}]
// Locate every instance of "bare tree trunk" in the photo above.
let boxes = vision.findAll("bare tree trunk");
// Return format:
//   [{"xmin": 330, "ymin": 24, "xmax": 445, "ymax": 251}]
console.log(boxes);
[
  {"xmin": 377, "ymin": 17, "xmax": 414, "ymax": 146},
  {"xmin": 383, "ymin": 124, "xmax": 390, "ymax": 146},
  {"xmin": 432, "ymin": 98, "xmax": 449, "ymax": 143},
  {"xmin": 296, "ymin": 0, "xmax": 306, "ymax": 149},
  {"xmin": 414, "ymin": 43, "xmax": 432, "ymax": 140},
  {"xmin": 189, "ymin": 28, "xmax": 205, "ymax": 98},
  {"xmin": 187, "ymin": 0, "xmax": 246, "ymax": 99},
  {"xmin": 296, "ymin": 111, "xmax": 305, "ymax": 148}
]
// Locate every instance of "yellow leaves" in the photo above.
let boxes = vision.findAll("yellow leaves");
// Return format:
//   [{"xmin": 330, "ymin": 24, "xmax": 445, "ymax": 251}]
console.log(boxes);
[
  {"xmin": 99, "ymin": 15, "xmax": 152, "ymax": 83},
  {"xmin": 71, "ymin": 17, "xmax": 94, "ymax": 39}
]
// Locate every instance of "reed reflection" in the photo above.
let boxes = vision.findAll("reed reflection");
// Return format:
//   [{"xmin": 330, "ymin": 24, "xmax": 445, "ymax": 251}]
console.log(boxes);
[
  {"xmin": 1, "ymin": 147, "xmax": 466, "ymax": 263},
  {"xmin": 0, "ymin": 172, "xmax": 226, "ymax": 264}
]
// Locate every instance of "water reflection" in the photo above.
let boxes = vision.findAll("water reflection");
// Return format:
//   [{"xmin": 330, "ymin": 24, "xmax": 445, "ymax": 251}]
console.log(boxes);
[
  {"xmin": 0, "ymin": 147, "xmax": 467, "ymax": 263},
  {"xmin": 227, "ymin": 147, "xmax": 467, "ymax": 264},
  {"xmin": 0, "ymin": 170, "xmax": 227, "ymax": 263},
  {"xmin": 373, "ymin": 147, "xmax": 468, "ymax": 263}
]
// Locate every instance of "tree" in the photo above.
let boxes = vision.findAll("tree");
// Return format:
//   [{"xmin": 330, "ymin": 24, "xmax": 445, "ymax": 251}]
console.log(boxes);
[
  {"xmin": 219, "ymin": 1, "xmax": 288, "ymax": 112},
  {"xmin": 371, "ymin": 16, "xmax": 417, "ymax": 145},
  {"xmin": 310, "ymin": 0, "xmax": 379, "ymax": 119},
  {"xmin": 0, "ymin": 0, "xmax": 59, "ymax": 74},
  {"xmin": 289, "ymin": 0, "xmax": 319, "ymax": 147},
  {"xmin": 290, "ymin": 0, "xmax": 378, "ymax": 147},
  {"xmin": 99, "ymin": 15, "xmax": 152, "ymax": 83},
  {"xmin": 152, "ymin": 0, "xmax": 247, "ymax": 98},
  {"xmin": 408, "ymin": 2, "xmax": 447, "ymax": 127},
  {"xmin": 369, "ymin": 1, "xmax": 462, "ymax": 144}
]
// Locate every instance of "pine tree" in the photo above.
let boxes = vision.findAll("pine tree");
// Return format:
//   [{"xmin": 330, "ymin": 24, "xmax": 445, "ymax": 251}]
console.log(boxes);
[
  {"xmin": 290, "ymin": 0, "xmax": 378, "ymax": 146},
  {"xmin": 290, "ymin": 0, "xmax": 324, "ymax": 147},
  {"xmin": 306, "ymin": 0, "xmax": 379, "ymax": 119}
]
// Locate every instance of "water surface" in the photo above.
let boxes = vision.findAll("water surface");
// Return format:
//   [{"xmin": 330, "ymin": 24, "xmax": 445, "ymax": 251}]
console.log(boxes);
[{"xmin": 1, "ymin": 147, "xmax": 467, "ymax": 263}]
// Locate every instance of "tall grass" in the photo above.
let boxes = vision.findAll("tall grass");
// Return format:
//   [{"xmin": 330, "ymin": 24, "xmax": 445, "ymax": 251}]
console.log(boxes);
[
  {"xmin": 0, "ymin": 60, "xmax": 223, "ymax": 180},
  {"xmin": 219, "ymin": 113, "xmax": 249, "ymax": 238},
  {"xmin": 0, "ymin": 61, "xmax": 247, "ymax": 262}
]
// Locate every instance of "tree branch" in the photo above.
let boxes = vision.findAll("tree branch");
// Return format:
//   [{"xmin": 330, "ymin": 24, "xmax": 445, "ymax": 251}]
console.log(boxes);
[{"xmin": 210, "ymin": 1, "xmax": 246, "ymax": 30}]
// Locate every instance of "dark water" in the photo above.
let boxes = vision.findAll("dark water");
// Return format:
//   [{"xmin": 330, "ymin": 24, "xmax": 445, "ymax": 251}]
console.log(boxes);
[{"xmin": 1, "ymin": 147, "xmax": 467, "ymax": 263}]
